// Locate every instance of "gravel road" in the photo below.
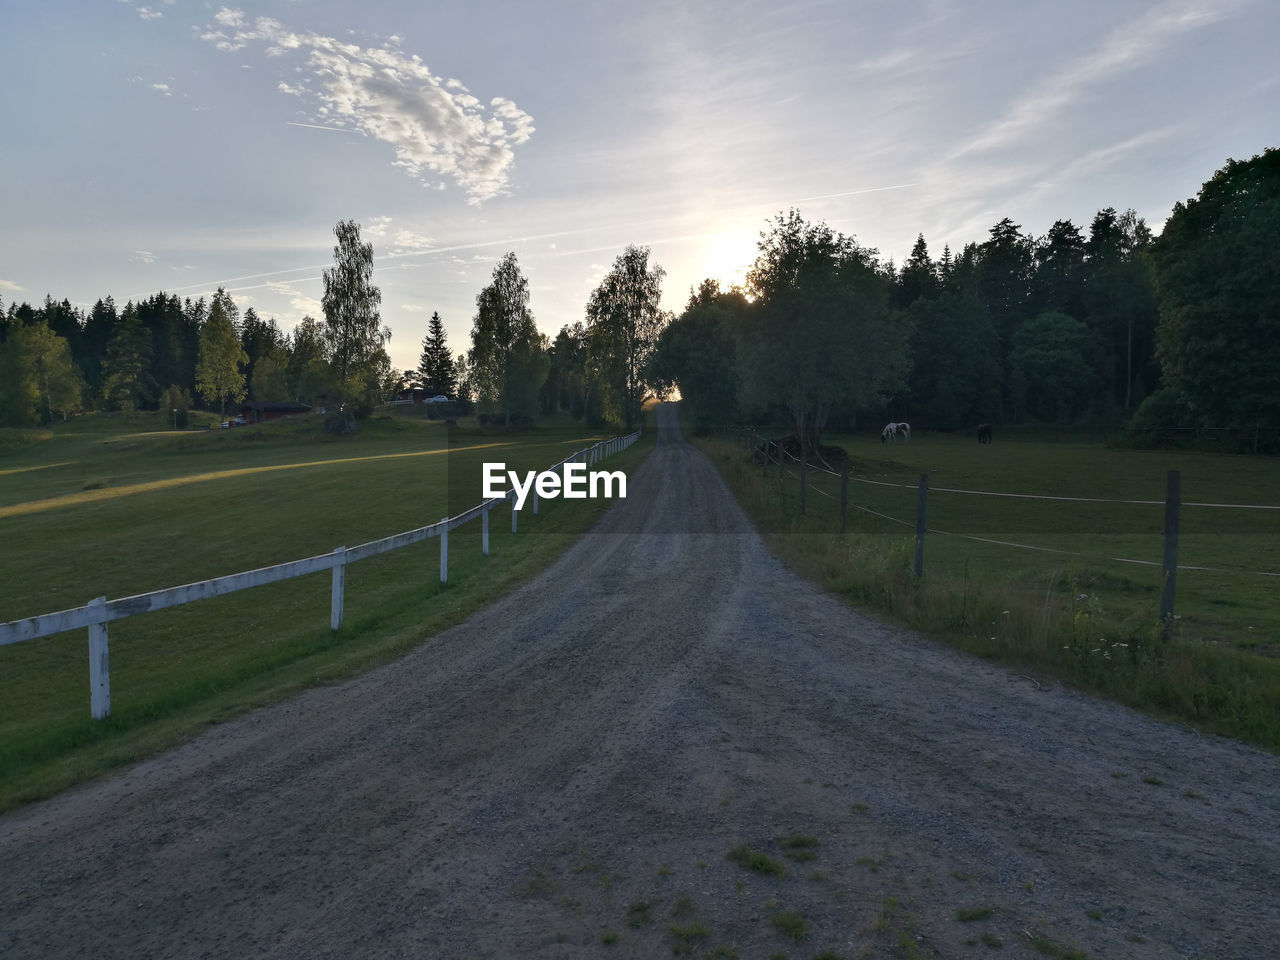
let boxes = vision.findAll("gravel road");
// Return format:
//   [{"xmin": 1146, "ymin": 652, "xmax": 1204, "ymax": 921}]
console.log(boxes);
[{"xmin": 2, "ymin": 403, "xmax": 1277, "ymax": 959}]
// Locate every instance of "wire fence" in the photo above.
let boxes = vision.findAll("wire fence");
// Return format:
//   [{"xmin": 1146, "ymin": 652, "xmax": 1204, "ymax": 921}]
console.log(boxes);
[{"xmin": 715, "ymin": 427, "xmax": 1280, "ymax": 622}]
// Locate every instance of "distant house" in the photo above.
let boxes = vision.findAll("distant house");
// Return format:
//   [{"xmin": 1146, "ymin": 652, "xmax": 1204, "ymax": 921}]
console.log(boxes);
[
  {"xmin": 239, "ymin": 401, "xmax": 312, "ymax": 423},
  {"xmin": 394, "ymin": 387, "xmax": 430, "ymax": 404}
]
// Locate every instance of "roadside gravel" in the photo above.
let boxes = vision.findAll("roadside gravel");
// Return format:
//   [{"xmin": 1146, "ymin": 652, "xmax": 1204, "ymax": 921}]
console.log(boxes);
[{"xmin": 2, "ymin": 403, "xmax": 1277, "ymax": 959}]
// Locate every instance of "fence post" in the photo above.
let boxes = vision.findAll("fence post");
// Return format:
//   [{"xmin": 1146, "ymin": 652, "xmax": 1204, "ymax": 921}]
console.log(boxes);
[
  {"xmin": 914, "ymin": 474, "xmax": 928, "ymax": 577},
  {"xmin": 511, "ymin": 493, "xmax": 518, "ymax": 533},
  {"xmin": 87, "ymin": 596, "xmax": 109, "ymax": 720},
  {"xmin": 482, "ymin": 507, "xmax": 490, "ymax": 556},
  {"xmin": 533, "ymin": 483, "xmax": 539, "ymax": 515},
  {"xmin": 799, "ymin": 455, "xmax": 807, "ymax": 515},
  {"xmin": 840, "ymin": 463, "xmax": 848, "ymax": 533},
  {"xmin": 330, "ymin": 546, "xmax": 346, "ymax": 631},
  {"xmin": 1159, "ymin": 470, "xmax": 1180, "ymax": 621},
  {"xmin": 440, "ymin": 518, "xmax": 449, "ymax": 584}
]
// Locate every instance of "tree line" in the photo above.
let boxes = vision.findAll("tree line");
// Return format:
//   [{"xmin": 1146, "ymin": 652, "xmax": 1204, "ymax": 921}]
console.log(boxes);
[
  {"xmin": 3, "ymin": 149, "xmax": 1276, "ymax": 452},
  {"xmin": 650, "ymin": 148, "xmax": 1280, "ymax": 454},
  {"xmin": 0, "ymin": 219, "xmax": 392, "ymax": 428}
]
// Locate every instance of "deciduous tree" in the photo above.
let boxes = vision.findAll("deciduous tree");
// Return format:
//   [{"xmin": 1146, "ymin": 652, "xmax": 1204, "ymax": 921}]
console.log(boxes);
[
  {"xmin": 737, "ymin": 210, "xmax": 907, "ymax": 455},
  {"xmin": 321, "ymin": 219, "xmax": 390, "ymax": 417},
  {"xmin": 468, "ymin": 252, "xmax": 546, "ymax": 426},
  {"xmin": 584, "ymin": 245, "xmax": 667, "ymax": 430},
  {"xmin": 196, "ymin": 287, "xmax": 247, "ymax": 417},
  {"xmin": 1151, "ymin": 149, "xmax": 1280, "ymax": 439}
]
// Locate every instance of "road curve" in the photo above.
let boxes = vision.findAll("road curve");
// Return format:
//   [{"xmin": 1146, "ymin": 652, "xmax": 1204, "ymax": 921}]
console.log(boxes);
[{"xmin": 2, "ymin": 403, "xmax": 1277, "ymax": 959}]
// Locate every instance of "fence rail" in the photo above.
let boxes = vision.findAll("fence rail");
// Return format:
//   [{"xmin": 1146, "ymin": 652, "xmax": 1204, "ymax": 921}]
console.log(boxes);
[{"xmin": 0, "ymin": 430, "xmax": 642, "ymax": 718}]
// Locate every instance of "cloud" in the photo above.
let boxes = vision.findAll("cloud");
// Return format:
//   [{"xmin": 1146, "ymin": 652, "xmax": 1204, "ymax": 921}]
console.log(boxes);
[
  {"xmin": 952, "ymin": 0, "xmax": 1241, "ymax": 160},
  {"xmin": 0, "ymin": 279, "xmax": 25, "ymax": 292},
  {"xmin": 400, "ymin": 304, "xmax": 426, "ymax": 313},
  {"xmin": 265, "ymin": 280, "xmax": 323, "ymax": 317},
  {"xmin": 390, "ymin": 229, "xmax": 434, "ymax": 252},
  {"xmin": 151, "ymin": 82, "xmax": 171, "ymax": 96},
  {"xmin": 136, "ymin": 6, "xmax": 162, "ymax": 20},
  {"xmin": 200, "ymin": 8, "xmax": 535, "ymax": 202},
  {"xmin": 132, "ymin": 250, "xmax": 157, "ymax": 264}
]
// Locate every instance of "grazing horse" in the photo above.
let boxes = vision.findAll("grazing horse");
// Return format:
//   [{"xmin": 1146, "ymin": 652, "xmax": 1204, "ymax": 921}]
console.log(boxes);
[
  {"xmin": 881, "ymin": 422, "xmax": 911, "ymax": 443},
  {"xmin": 977, "ymin": 423, "xmax": 992, "ymax": 444}
]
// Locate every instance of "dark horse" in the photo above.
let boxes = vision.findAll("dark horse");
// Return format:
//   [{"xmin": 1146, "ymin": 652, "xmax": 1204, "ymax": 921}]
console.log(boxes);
[{"xmin": 977, "ymin": 423, "xmax": 992, "ymax": 444}]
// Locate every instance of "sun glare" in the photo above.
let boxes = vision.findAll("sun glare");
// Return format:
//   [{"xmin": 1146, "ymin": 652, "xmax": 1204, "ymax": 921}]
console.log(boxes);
[{"xmin": 697, "ymin": 231, "xmax": 754, "ymax": 291}]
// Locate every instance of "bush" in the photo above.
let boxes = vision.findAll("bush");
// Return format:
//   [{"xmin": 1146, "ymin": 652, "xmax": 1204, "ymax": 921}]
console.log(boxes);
[{"xmin": 323, "ymin": 410, "xmax": 359, "ymax": 435}]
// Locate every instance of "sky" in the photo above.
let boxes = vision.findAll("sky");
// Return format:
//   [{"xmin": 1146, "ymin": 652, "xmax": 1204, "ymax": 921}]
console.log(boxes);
[{"xmin": 2, "ymin": 0, "xmax": 1277, "ymax": 374}]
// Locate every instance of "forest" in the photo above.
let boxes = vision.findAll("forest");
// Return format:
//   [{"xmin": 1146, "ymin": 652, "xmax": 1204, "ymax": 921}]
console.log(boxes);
[{"xmin": 1, "ymin": 148, "xmax": 1276, "ymax": 452}]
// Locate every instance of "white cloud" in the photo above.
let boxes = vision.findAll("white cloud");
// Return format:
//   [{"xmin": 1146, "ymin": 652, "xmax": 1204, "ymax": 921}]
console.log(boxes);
[
  {"xmin": 199, "ymin": 12, "xmax": 535, "ymax": 203},
  {"xmin": 391, "ymin": 229, "xmax": 434, "ymax": 252},
  {"xmin": 151, "ymin": 82, "xmax": 171, "ymax": 96},
  {"xmin": 952, "ymin": 0, "xmax": 1241, "ymax": 160},
  {"xmin": 132, "ymin": 250, "xmax": 157, "ymax": 264},
  {"xmin": 136, "ymin": 6, "xmax": 162, "ymax": 20},
  {"xmin": 364, "ymin": 215, "xmax": 394, "ymax": 238},
  {"xmin": 400, "ymin": 304, "xmax": 426, "ymax": 313},
  {"xmin": 265, "ymin": 280, "xmax": 322, "ymax": 318},
  {"xmin": 0, "ymin": 279, "xmax": 25, "ymax": 292}
]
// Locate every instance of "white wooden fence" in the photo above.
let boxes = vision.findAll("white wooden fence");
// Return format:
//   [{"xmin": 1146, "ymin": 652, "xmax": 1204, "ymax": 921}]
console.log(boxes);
[{"xmin": 0, "ymin": 430, "xmax": 642, "ymax": 719}]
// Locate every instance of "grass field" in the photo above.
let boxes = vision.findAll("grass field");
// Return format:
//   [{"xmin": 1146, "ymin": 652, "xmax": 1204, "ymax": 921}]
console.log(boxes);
[
  {"xmin": 697, "ymin": 425, "xmax": 1280, "ymax": 751},
  {"xmin": 0, "ymin": 408, "xmax": 652, "ymax": 813}
]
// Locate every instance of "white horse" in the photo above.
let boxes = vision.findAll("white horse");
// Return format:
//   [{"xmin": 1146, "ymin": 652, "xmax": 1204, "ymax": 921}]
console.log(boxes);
[{"xmin": 881, "ymin": 421, "xmax": 911, "ymax": 443}]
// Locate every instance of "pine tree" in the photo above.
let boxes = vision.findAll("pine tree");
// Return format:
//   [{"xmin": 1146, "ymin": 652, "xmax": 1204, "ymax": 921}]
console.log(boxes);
[
  {"xmin": 101, "ymin": 303, "xmax": 154, "ymax": 411},
  {"xmin": 416, "ymin": 312, "xmax": 457, "ymax": 396}
]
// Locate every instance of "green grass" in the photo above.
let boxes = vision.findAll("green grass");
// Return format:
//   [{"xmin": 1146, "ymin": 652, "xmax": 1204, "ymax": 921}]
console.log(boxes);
[
  {"xmin": 1026, "ymin": 932, "xmax": 1090, "ymax": 959},
  {"xmin": 770, "ymin": 911, "xmax": 808, "ymax": 940},
  {"xmin": 625, "ymin": 900, "xmax": 654, "ymax": 928},
  {"xmin": 776, "ymin": 834, "xmax": 819, "ymax": 862},
  {"xmin": 697, "ymin": 428, "xmax": 1280, "ymax": 751},
  {"xmin": 667, "ymin": 919, "xmax": 711, "ymax": 954},
  {"xmin": 0, "ymin": 408, "xmax": 653, "ymax": 812},
  {"xmin": 727, "ymin": 843, "xmax": 787, "ymax": 876}
]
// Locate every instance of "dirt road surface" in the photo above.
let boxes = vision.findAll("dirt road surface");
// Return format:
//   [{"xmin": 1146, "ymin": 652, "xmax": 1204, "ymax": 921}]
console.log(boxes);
[{"xmin": 2, "ymin": 404, "xmax": 1277, "ymax": 959}]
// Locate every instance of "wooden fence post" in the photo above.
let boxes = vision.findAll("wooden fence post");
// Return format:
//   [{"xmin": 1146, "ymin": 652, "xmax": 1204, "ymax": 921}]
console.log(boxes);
[
  {"xmin": 440, "ymin": 518, "xmax": 449, "ymax": 584},
  {"xmin": 914, "ymin": 474, "xmax": 928, "ymax": 577},
  {"xmin": 1159, "ymin": 470, "xmax": 1180, "ymax": 621},
  {"xmin": 330, "ymin": 546, "xmax": 346, "ymax": 631},
  {"xmin": 87, "ymin": 596, "xmax": 109, "ymax": 720},
  {"xmin": 840, "ymin": 464, "xmax": 848, "ymax": 533}
]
